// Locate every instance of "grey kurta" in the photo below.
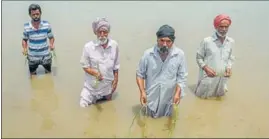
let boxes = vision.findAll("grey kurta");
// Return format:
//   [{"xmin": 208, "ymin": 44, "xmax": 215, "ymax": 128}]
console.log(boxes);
[
  {"xmin": 195, "ymin": 33, "xmax": 235, "ymax": 98},
  {"xmin": 136, "ymin": 45, "xmax": 188, "ymax": 118}
]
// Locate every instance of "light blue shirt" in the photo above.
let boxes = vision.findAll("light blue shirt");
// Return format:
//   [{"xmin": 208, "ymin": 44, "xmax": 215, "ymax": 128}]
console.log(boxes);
[{"xmin": 136, "ymin": 45, "xmax": 188, "ymax": 118}]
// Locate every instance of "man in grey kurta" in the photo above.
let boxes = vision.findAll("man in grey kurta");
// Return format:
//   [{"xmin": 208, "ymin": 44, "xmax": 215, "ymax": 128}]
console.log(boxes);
[
  {"xmin": 195, "ymin": 14, "xmax": 235, "ymax": 99},
  {"xmin": 136, "ymin": 25, "xmax": 188, "ymax": 118}
]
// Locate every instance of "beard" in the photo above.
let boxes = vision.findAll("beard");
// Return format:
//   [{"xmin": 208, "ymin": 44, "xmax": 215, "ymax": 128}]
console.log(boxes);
[
  {"xmin": 157, "ymin": 45, "xmax": 169, "ymax": 54},
  {"xmin": 216, "ymin": 30, "xmax": 227, "ymax": 38},
  {"xmin": 97, "ymin": 36, "xmax": 108, "ymax": 45},
  {"xmin": 32, "ymin": 17, "xmax": 41, "ymax": 22}
]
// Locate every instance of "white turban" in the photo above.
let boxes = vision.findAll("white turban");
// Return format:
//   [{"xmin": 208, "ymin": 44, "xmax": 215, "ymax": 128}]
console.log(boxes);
[{"xmin": 92, "ymin": 17, "xmax": 111, "ymax": 35}]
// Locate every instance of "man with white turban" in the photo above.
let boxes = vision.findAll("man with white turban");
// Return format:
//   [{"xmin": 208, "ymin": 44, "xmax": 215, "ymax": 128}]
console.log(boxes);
[
  {"xmin": 195, "ymin": 14, "xmax": 235, "ymax": 99},
  {"xmin": 136, "ymin": 24, "xmax": 188, "ymax": 118},
  {"xmin": 79, "ymin": 17, "xmax": 120, "ymax": 107}
]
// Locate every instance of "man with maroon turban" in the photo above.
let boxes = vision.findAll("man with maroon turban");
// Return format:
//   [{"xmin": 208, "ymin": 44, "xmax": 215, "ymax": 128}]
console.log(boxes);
[{"xmin": 194, "ymin": 14, "xmax": 235, "ymax": 99}]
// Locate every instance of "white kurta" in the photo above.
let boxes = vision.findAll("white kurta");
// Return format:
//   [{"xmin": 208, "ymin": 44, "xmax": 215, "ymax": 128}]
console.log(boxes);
[
  {"xmin": 79, "ymin": 39, "xmax": 120, "ymax": 107},
  {"xmin": 195, "ymin": 33, "xmax": 235, "ymax": 98}
]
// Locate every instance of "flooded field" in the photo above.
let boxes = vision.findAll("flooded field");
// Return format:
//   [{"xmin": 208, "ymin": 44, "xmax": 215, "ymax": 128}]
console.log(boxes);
[{"xmin": 2, "ymin": 1, "xmax": 269, "ymax": 138}]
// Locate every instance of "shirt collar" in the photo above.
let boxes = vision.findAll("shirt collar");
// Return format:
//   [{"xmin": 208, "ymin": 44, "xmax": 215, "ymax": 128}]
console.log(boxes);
[
  {"xmin": 150, "ymin": 44, "xmax": 178, "ymax": 57},
  {"xmin": 29, "ymin": 20, "xmax": 43, "ymax": 30},
  {"xmin": 212, "ymin": 32, "xmax": 231, "ymax": 42},
  {"xmin": 94, "ymin": 38, "xmax": 112, "ymax": 49}
]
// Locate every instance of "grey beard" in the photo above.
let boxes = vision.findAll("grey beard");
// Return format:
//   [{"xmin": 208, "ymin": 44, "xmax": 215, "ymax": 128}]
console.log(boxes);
[{"xmin": 158, "ymin": 46, "xmax": 169, "ymax": 54}]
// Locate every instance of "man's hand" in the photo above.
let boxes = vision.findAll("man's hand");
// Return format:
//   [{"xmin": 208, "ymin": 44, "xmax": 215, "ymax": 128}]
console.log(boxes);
[
  {"xmin": 111, "ymin": 79, "xmax": 118, "ymax": 93},
  {"xmin": 203, "ymin": 65, "xmax": 216, "ymax": 77},
  {"xmin": 173, "ymin": 92, "xmax": 180, "ymax": 105},
  {"xmin": 22, "ymin": 48, "xmax": 27, "ymax": 56},
  {"xmin": 95, "ymin": 72, "xmax": 104, "ymax": 81},
  {"xmin": 106, "ymin": 79, "xmax": 118, "ymax": 100},
  {"xmin": 224, "ymin": 68, "xmax": 232, "ymax": 77},
  {"xmin": 140, "ymin": 91, "xmax": 147, "ymax": 106},
  {"xmin": 105, "ymin": 94, "xmax": 112, "ymax": 100}
]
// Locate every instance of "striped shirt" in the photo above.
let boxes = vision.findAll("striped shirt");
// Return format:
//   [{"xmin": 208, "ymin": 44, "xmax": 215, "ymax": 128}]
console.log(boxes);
[{"xmin": 22, "ymin": 20, "xmax": 54, "ymax": 57}]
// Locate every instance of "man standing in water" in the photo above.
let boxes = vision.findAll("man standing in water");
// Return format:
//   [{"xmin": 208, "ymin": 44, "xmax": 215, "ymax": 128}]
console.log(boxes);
[
  {"xmin": 22, "ymin": 4, "xmax": 55, "ymax": 76},
  {"xmin": 79, "ymin": 17, "xmax": 120, "ymax": 107},
  {"xmin": 136, "ymin": 25, "xmax": 188, "ymax": 118},
  {"xmin": 195, "ymin": 14, "xmax": 235, "ymax": 99}
]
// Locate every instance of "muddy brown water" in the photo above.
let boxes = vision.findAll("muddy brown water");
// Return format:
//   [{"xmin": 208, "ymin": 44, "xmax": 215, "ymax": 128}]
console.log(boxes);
[{"xmin": 2, "ymin": 1, "xmax": 269, "ymax": 138}]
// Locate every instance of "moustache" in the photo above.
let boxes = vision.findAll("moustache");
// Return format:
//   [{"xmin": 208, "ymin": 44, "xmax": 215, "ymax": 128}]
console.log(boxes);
[
  {"xmin": 32, "ymin": 17, "xmax": 40, "ymax": 22},
  {"xmin": 216, "ymin": 30, "xmax": 227, "ymax": 38},
  {"xmin": 99, "ymin": 37, "xmax": 107, "ymax": 40},
  {"xmin": 219, "ymin": 31, "xmax": 227, "ymax": 34},
  {"xmin": 158, "ymin": 45, "xmax": 169, "ymax": 54},
  {"xmin": 98, "ymin": 37, "xmax": 108, "ymax": 45}
]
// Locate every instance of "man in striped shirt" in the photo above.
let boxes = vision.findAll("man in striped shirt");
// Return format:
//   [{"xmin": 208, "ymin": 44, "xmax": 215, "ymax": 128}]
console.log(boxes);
[{"xmin": 22, "ymin": 4, "xmax": 55, "ymax": 76}]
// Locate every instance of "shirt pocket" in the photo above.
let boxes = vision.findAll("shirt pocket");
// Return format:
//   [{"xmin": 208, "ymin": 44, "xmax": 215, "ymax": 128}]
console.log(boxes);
[
  {"xmin": 148, "ymin": 59, "xmax": 159, "ymax": 76},
  {"xmin": 102, "ymin": 53, "xmax": 115, "ymax": 70},
  {"xmin": 222, "ymin": 47, "xmax": 231, "ymax": 60},
  {"xmin": 165, "ymin": 62, "xmax": 178, "ymax": 79},
  {"xmin": 89, "ymin": 56, "xmax": 100, "ymax": 69},
  {"xmin": 206, "ymin": 45, "xmax": 217, "ymax": 57}
]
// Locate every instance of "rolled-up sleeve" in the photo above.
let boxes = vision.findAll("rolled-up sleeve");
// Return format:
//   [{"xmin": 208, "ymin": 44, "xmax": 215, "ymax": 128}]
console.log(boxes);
[
  {"xmin": 80, "ymin": 45, "xmax": 91, "ymax": 68},
  {"xmin": 196, "ymin": 40, "xmax": 206, "ymax": 68},
  {"xmin": 227, "ymin": 42, "xmax": 235, "ymax": 69},
  {"xmin": 113, "ymin": 46, "xmax": 120, "ymax": 70},
  {"xmin": 136, "ymin": 53, "xmax": 147, "ymax": 79},
  {"xmin": 177, "ymin": 53, "xmax": 188, "ymax": 94}
]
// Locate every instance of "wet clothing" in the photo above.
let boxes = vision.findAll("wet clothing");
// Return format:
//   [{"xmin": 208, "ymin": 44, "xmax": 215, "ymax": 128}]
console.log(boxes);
[
  {"xmin": 23, "ymin": 20, "xmax": 54, "ymax": 74},
  {"xmin": 79, "ymin": 39, "xmax": 120, "ymax": 107},
  {"xmin": 27, "ymin": 54, "xmax": 52, "ymax": 74},
  {"xmin": 195, "ymin": 33, "xmax": 235, "ymax": 98},
  {"xmin": 136, "ymin": 45, "xmax": 188, "ymax": 118}
]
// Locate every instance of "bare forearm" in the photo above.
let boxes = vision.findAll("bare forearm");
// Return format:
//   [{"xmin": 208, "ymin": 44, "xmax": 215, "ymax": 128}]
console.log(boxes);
[
  {"xmin": 113, "ymin": 70, "xmax": 119, "ymax": 81},
  {"xmin": 22, "ymin": 40, "xmax": 28, "ymax": 49},
  {"xmin": 175, "ymin": 84, "xmax": 181, "ymax": 96},
  {"xmin": 49, "ymin": 38, "xmax": 55, "ymax": 47},
  {"xmin": 136, "ymin": 76, "xmax": 145, "ymax": 95},
  {"xmin": 83, "ymin": 67, "xmax": 98, "ymax": 77}
]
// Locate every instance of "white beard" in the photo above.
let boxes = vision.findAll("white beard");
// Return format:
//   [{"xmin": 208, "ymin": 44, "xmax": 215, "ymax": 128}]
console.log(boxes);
[
  {"xmin": 216, "ymin": 30, "xmax": 227, "ymax": 38},
  {"xmin": 97, "ymin": 37, "xmax": 108, "ymax": 45}
]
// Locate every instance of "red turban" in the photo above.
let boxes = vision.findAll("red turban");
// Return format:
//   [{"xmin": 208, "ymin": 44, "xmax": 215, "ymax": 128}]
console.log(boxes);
[{"xmin": 213, "ymin": 14, "xmax": 232, "ymax": 28}]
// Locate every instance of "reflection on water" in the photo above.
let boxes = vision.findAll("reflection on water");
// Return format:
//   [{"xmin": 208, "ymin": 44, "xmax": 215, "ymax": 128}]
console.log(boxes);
[
  {"xmin": 129, "ymin": 105, "xmax": 178, "ymax": 138},
  {"xmin": 83, "ymin": 101, "xmax": 118, "ymax": 138},
  {"xmin": 30, "ymin": 75, "xmax": 58, "ymax": 131},
  {"xmin": 2, "ymin": 1, "xmax": 269, "ymax": 138},
  {"xmin": 130, "ymin": 105, "xmax": 148, "ymax": 138}
]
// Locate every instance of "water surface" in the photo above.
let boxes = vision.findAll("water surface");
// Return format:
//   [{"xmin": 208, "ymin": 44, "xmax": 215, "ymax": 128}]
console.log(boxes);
[{"xmin": 2, "ymin": 1, "xmax": 269, "ymax": 138}]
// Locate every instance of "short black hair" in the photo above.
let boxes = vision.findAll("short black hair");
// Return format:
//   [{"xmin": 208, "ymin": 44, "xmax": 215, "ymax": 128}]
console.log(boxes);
[{"xmin": 28, "ymin": 4, "xmax": 42, "ymax": 15}]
